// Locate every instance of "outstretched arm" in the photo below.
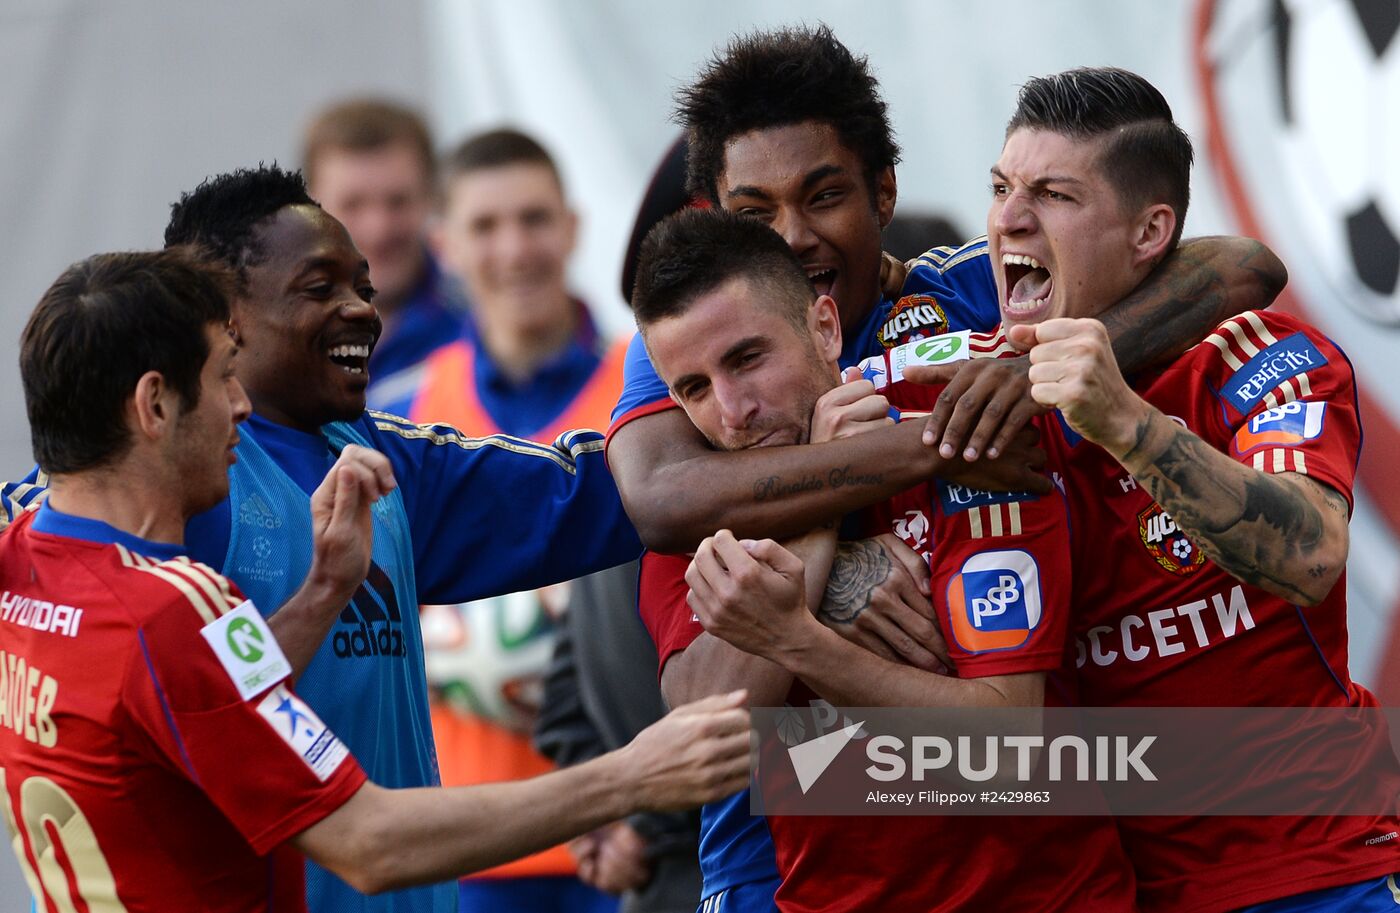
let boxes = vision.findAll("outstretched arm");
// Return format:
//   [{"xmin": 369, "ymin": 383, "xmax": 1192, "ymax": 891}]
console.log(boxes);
[
  {"xmin": 294, "ymin": 691, "xmax": 751, "ymax": 894},
  {"xmin": 1100, "ymin": 235, "xmax": 1287, "ymax": 372}
]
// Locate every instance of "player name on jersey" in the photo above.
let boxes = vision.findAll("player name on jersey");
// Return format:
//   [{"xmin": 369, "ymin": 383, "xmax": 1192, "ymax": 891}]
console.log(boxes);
[{"xmin": 0, "ymin": 651, "xmax": 58, "ymax": 747}]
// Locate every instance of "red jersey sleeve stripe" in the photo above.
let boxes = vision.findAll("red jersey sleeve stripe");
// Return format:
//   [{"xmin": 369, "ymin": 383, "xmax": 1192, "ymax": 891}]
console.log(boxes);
[
  {"xmin": 155, "ymin": 560, "xmax": 232, "ymax": 619},
  {"xmin": 1240, "ymin": 310, "xmax": 1280, "ymax": 346},
  {"xmin": 114, "ymin": 544, "xmax": 218, "ymax": 625},
  {"xmin": 170, "ymin": 557, "xmax": 242, "ymax": 612}
]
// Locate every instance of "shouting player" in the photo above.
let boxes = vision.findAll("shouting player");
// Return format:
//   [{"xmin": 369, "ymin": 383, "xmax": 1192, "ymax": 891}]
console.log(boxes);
[
  {"xmin": 616, "ymin": 24, "xmax": 1286, "ymax": 912},
  {"xmin": 989, "ymin": 68, "xmax": 1400, "ymax": 913},
  {"xmin": 0, "ymin": 248, "xmax": 749, "ymax": 913}
]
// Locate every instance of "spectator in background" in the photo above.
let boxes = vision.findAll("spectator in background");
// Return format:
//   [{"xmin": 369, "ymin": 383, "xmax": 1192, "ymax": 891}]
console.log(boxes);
[
  {"xmin": 396, "ymin": 127, "xmax": 629, "ymax": 913},
  {"xmin": 303, "ymin": 98, "xmax": 469, "ymax": 408},
  {"xmin": 385, "ymin": 128, "xmax": 627, "ymax": 433}
]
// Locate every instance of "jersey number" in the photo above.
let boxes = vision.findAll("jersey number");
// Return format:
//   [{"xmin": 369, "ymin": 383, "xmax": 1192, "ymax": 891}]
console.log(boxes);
[{"xmin": 0, "ymin": 767, "xmax": 127, "ymax": 913}]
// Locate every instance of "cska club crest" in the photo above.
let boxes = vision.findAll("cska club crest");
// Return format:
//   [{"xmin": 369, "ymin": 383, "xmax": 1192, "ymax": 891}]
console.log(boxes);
[
  {"xmin": 880, "ymin": 295, "xmax": 947, "ymax": 348},
  {"xmin": 1137, "ymin": 504, "xmax": 1207, "ymax": 577}
]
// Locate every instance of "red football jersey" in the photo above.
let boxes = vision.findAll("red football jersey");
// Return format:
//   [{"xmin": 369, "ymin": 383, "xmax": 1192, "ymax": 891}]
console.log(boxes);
[
  {"xmin": 1058, "ymin": 310, "xmax": 1400, "ymax": 911},
  {"xmin": 637, "ymin": 363, "xmax": 1137, "ymax": 912},
  {"xmin": 0, "ymin": 508, "xmax": 367, "ymax": 913}
]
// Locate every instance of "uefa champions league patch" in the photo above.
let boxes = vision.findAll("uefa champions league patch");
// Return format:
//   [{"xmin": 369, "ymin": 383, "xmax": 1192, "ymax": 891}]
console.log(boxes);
[
  {"xmin": 257, "ymin": 683, "xmax": 349, "ymax": 781},
  {"xmin": 854, "ymin": 354, "xmax": 890, "ymax": 390}
]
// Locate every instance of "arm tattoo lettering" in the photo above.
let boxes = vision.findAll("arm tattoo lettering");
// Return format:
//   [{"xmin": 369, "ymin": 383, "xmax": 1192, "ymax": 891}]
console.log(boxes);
[
  {"xmin": 752, "ymin": 465, "xmax": 885, "ymax": 503},
  {"xmin": 817, "ymin": 539, "xmax": 890, "ymax": 625}
]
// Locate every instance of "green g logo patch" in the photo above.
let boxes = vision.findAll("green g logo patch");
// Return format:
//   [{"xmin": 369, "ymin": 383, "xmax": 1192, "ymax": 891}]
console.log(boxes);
[
  {"xmin": 913, "ymin": 336, "xmax": 964, "ymax": 363},
  {"xmin": 226, "ymin": 617, "xmax": 266, "ymax": 663}
]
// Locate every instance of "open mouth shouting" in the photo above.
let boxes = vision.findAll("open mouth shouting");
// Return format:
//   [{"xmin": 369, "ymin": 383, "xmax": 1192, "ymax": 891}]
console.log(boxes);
[
  {"xmin": 1002, "ymin": 253, "xmax": 1053, "ymax": 321},
  {"xmin": 327, "ymin": 342, "xmax": 372, "ymax": 377}
]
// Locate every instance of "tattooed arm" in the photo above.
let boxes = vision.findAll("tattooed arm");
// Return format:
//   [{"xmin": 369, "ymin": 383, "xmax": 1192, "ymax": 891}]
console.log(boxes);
[
  {"xmin": 686, "ymin": 532, "xmax": 1042, "ymax": 709},
  {"xmin": 1012, "ymin": 318, "xmax": 1348, "ymax": 606},
  {"xmin": 1114, "ymin": 412, "xmax": 1348, "ymax": 604},
  {"xmin": 609, "ymin": 405, "xmax": 1048, "ymax": 554},
  {"xmin": 908, "ymin": 236, "xmax": 1287, "ymax": 463},
  {"xmin": 1100, "ymin": 236, "xmax": 1287, "ymax": 373},
  {"xmin": 817, "ymin": 536, "xmax": 949, "ymax": 672}
]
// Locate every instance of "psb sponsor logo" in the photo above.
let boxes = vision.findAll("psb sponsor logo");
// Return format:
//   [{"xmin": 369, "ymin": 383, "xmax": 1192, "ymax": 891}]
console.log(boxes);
[
  {"xmin": 333, "ymin": 562, "xmax": 407, "ymax": 659},
  {"xmin": 1137, "ymin": 504, "xmax": 1206, "ymax": 577},
  {"xmin": 855, "ymin": 355, "xmax": 889, "ymax": 390},
  {"xmin": 892, "ymin": 510, "xmax": 929, "ymax": 550},
  {"xmin": 936, "ymin": 480, "xmax": 1039, "ymax": 515},
  {"xmin": 237, "ymin": 493, "xmax": 283, "ymax": 530},
  {"xmin": 947, "ymin": 550, "xmax": 1042, "ymax": 653},
  {"xmin": 1232, "ymin": 401, "xmax": 1326, "ymax": 454},
  {"xmin": 257, "ymin": 683, "xmax": 349, "ymax": 781},
  {"xmin": 1220, "ymin": 334, "xmax": 1328, "ymax": 410},
  {"xmin": 880, "ymin": 295, "xmax": 947, "ymax": 348}
]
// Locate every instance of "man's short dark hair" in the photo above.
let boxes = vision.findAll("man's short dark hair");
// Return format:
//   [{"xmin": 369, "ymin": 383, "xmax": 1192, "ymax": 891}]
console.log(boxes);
[
  {"xmin": 1007, "ymin": 67, "xmax": 1194, "ymax": 247},
  {"xmin": 676, "ymin": 24, "xmax": 900, "ymax": 205},
  {"xmin": 631, "ymin": 209, "xmax": 813, "ymax": 334},
  {"xmin": 164, "ymin": 164, "xmax": 319, "ymax": 293},
  {"xmin": 21, "ymin": 248, "xmax": 232, "ymax": 474},
  {"xmin": 303, "ymin": 97, "xmax": 436, "ymax": 188},
  {"xmin": 442, "ymin": 127, "xmax": 563, "ymax": 192}
]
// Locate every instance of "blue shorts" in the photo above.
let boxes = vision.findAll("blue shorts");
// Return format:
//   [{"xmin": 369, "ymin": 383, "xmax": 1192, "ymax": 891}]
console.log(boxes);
[
  {"xmin": 698, "ymin": 875, "xmax": 782, "ymax": 913},
  {"xmin": 1234, "ymin": 874, "xmax": 1400, "ymax": 912}
]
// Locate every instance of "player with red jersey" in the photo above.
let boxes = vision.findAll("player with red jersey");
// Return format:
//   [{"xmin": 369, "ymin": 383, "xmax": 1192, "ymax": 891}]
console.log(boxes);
[
  {"xmin": 966, "ymin": 68, "xmax": 1400, "ymax": 912},
  {"xmin": 629, "ymin": 208, "xmax": 1137, "ymax": 912},
  {"xmin": 0, "ymin": 249, "xmax": 752, "ymax": 913},
  {"xmin": 1047, "ymin": 309, "xmax": 1400, "ymax": 912}
]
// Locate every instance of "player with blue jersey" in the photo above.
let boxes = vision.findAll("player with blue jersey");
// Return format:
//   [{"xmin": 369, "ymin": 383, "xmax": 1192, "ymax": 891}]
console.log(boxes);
[
  {"xmin": 612, "ymin": 26, "xmax": 1287, "ymax": 913},
  {"xmin": 170, "ymin": 165, "xmax": 643, "ymax": 913}
]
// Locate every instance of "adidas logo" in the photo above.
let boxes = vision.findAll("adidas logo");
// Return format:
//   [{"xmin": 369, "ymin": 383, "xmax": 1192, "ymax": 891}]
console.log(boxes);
[
  {"xmin": 238, "ymin": 493, "xmax": 283, "ymax": 530},
  {"xmin": 332, "ymin": 562, "xmax": 406, "ymax": 659}
]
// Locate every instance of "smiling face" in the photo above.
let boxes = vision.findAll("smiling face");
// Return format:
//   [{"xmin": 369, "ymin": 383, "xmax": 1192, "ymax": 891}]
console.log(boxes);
[
  {"xmin": 438, "ymin": 161, "xmax": 578, "ymax": 335},
  {"xmin": 232, "ymin": 205, "xmax": 381, "ymax": 431},
  {"xmin": 644, "ymin": 275, "xmax": 842, "ymax": 452},
  {"xmin": 169, "ymin": 324, "xmax": 252, "ymax": 513},
  {"xmin": 989, "ymin": 128, "xmax": 1172, "ymax": 329},
  {"xmin": 718, "ymin": 121, "xmax": 895, "ymax": 333}
]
